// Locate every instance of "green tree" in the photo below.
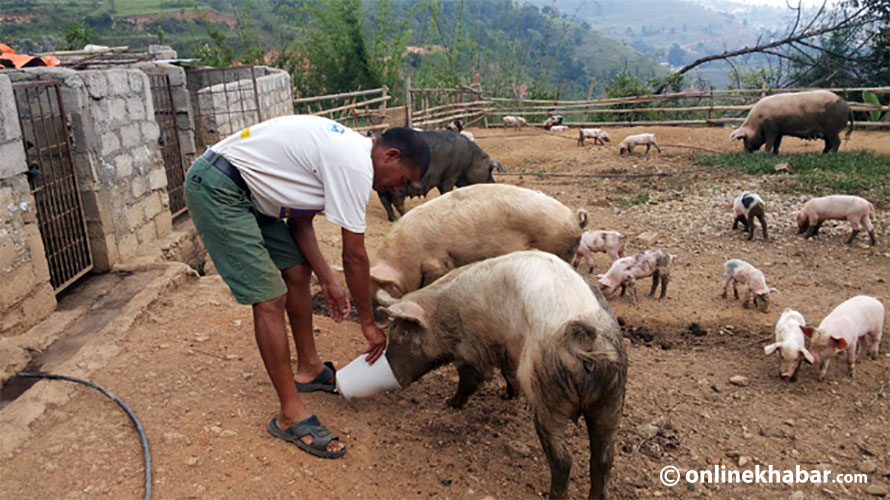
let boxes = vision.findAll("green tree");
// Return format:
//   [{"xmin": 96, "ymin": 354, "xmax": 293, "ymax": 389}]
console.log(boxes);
[
  {"xmin": 61, "ymin": 21, "xmax": 94, "ymax": 50},
  {"xmin": 288, "ymin": 0, "xmax": 381, "ymax": 97}
]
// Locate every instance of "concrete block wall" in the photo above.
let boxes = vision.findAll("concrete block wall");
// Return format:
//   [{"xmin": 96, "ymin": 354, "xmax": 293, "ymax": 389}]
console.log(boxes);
[
  {"xmin": 189, "ymin": 66, "xmax": 293, "ymax": 143},
  {"xmin": 3, "ymin": 67, "xmax": 172, "ymax": 272},
  {"xmin": 0, "ymin": 75, "xmax": 57, "ymax": 337}
]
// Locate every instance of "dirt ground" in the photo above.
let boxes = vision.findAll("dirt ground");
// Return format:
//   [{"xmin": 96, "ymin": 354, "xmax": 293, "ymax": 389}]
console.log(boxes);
[{"xmin": 2, "ymin": 126, "xmax": 889, "ymax": 500}]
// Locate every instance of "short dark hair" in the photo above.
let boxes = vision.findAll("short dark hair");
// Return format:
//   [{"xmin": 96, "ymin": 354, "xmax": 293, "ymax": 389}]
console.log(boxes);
[{"xmin": 378, "ymin": 127, "xmax": 430, "ymax": 178}]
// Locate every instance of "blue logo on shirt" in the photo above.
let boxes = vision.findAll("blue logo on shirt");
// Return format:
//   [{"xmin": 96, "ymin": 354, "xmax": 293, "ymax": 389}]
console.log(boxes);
[{"xmin": 330, "ymin": 124, "xmax": 345, "ymax": 134}]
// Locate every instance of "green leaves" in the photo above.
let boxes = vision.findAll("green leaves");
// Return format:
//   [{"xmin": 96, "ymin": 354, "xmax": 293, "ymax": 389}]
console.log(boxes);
[{"xmin": 862, "ymin": 91, "xmax": 883, "ymax": 122}]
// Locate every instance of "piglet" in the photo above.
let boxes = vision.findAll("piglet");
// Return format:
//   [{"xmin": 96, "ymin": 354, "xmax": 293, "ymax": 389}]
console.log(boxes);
[
  {"xmin": 801, "ymin": 295, "xmax": 884, "ymax": 381},
  {"xmin": 764, "ymin": 309, "xmax": 814, "ymax": 381},
  {"xmin": 721, "ymin": 259, "xmax": 778, "ymax": 313},
  {"xmin": 732, "ymin": 192, "xmax": 768, "ymax": 241},
  {"xmin": 596, "ymin": 249, "xmax": 674, "ymax": 303},
  {"xmin": 578, "ymin": 128, "xmax": 611, "ymax": 146},
  {"xmin": 572, "ymin": 230, "xmax": 626, "ymax": 273},
  {"xmin": 503, "ymin": 116, "xmax": 527, "ymax": 128},
  {"xmin": 792, "ymin": 195, "xmax": 876, "ymax": 245},
  {"xmin": 618, "ymin": 133, "xmax": 661, "ymax": 155}
]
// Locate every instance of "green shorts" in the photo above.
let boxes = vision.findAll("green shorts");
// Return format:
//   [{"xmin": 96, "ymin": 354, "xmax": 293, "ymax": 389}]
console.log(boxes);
[{"xmin": 183, "ymin": 156, "xmax": 305, "ymax": 305}]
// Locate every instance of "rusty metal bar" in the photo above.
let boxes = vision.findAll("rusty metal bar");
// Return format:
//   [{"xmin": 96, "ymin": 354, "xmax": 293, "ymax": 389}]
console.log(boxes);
[{"xmin": 148, "ymin": 73, "xmax": 187, "ymax": 216}]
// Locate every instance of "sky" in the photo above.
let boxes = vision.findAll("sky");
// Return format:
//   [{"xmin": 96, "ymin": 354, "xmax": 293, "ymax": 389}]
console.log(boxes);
[{"xmin": 722, "ymin": 0, "xmax": 830, "ymax": 6}]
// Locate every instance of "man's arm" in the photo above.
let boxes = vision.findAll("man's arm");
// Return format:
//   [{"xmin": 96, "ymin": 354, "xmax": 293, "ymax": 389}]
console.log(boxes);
[
  {"xmin": 287, "ymin": 215, "xmax": 349, "ymax": 322},
  {"xmin": 341, "ymin": 228, "xmax": 387, "ymax": 363}
]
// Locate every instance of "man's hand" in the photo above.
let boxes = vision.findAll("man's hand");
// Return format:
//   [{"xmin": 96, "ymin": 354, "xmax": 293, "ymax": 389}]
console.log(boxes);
[
  {"xmin": 321, "ymin": 280, "xmax": 350, "ymax": 322},
  {"xmin": 361, "ymin": 322, "xmax": 387, "ymax": 364}
]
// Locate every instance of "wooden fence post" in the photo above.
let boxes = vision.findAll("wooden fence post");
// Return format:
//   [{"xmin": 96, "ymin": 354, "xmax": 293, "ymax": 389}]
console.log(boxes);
[
  {"xmin": 381, "ymin": 85, "xmax": 388, "ymax": 129},
  {"xmin": 406, "ymin": 76, "xmax": 413, "ymax": 128}
]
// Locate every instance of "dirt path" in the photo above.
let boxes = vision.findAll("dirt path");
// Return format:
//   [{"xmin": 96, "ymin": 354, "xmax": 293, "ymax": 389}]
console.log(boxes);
[{"xmin": 1, "ymin": 126, "xmax": 889, "ymax": 499}]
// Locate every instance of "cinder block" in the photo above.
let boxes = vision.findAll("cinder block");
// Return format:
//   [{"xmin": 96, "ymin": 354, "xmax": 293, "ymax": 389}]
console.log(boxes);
[
  {"xmin": 116, "ymin": 231, "xmax": 139, "ymax": 260},
  {"xmin": 143, "ymin": 192, "xmax": 163, "ymax": 220},
  {"xmin": 0, "ymin": 77, "xmax": 22, "ymax": 141},
  {"xmin": 100, "ymin": 132, "xmax": 120, "ymax": 157},
  {"xmin": 107, "ymin": 71, "xmax": 130, "ymax": 95},
  {"xmin": 148, "ymin": 167, "xmax": 167, "ymax": 191},
  {"xmin": 129, "ymin": 71, "xmax": 147, "ymax": 93},
  {"xmin": 20, "ymin": 284, "xmax": 56, "ymax": 327},
  {"xmin": 125, "ymin": 201, "xmax": 146, "ymax": 229},
  {"xmin": 126, "ymin": 96, "xmax": 146, "ymax": 121},
  {"xmin": 0, "ymin": 141, "xmax": 26, "ymax": 178},
  {"xmin": 0, "ymin": 304, "xmax": 24, "ymax": 335},
  {"xmin": 0, "ymin": 262, "xmax": 36, "ymax": 308},
  {"xmin": 0, "ymin": 230, "xmax": 22, "ymax": 270},
  {"xmin": 141, "ymin": 121, "xmax": 159, "ymax": 142},
  {"xmin": 155, "ymin": 211, "xmax": 173, "ymax": 237},
  {"xmin": 109, "ymin": 98, "xmax": 127, "ymax": 124},
  {"xmin": 83, "ymin": 72, "xmax": 107, "ymax": 99},
  {"xmin": 135, "ymin": 219, "xmax": 156, "ymax": 244},
  {"xmin": 25, "ymin": 223, "xmax": 49, "ymax": 281},
  {"xmin": 113, "ymin": 153, "xmax": 133, "ymax": 178},
  {"xmin": 130, "ymin": 176, "xmax": 147, "ymax": 198},
  {"xmin": 120, "ymin": 124, "xmax": 140, "ymax": 148}
]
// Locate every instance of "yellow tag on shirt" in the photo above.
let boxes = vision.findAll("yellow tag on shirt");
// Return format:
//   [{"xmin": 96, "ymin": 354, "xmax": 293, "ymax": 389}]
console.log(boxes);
[{"xmin": 240, "ymin": 128, "xmax": 251, "ymax": 138}]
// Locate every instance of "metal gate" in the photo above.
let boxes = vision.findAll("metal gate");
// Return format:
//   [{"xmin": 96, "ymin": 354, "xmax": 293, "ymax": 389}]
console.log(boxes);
[
  {"xmin": 147, "ymin": 73, "xmax": 187, "ymax": 216},
  {"xmin": 13, "ymin": 81, "xmax": 92, "ymax": 292},
  {"xmin": 186, "ymin": 66, "xmax": 262, "ymax": 151}
]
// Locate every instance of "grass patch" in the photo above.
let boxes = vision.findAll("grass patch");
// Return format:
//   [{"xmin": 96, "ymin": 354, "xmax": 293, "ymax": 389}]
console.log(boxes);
[
  {"xmin": 695, "ymin": 151, "xmax": 890, "ymax": 206},
  {"xmin": 618, "ymin": 192, "xmax": 650, "ymax": 207}
]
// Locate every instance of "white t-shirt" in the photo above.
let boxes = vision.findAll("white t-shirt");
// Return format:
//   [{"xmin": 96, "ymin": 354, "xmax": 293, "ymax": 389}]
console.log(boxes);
[{"xmin": 212, "ymin": 115, "xmax": 374, "ymax": 233}]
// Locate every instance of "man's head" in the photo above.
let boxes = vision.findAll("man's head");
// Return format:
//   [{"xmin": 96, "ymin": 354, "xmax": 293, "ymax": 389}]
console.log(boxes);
[{"xmin": 371, "ymin": 128, "xmax": 430, "ymax": 193}]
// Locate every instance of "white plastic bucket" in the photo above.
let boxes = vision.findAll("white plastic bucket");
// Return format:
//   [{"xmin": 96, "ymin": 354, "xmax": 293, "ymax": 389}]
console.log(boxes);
[{"xmin": 335, "ymin": 353, "xmax": 401, "ymax": 400}]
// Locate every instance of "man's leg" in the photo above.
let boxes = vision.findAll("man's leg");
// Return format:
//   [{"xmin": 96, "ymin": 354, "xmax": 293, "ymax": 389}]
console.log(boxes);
[
  {"xmin": 254, "ymin": 294, "xmax": 344, "ymax": 454},
  {"xmin": 281, "ymin": 264, "xmax": 326, "ymax": 384}
]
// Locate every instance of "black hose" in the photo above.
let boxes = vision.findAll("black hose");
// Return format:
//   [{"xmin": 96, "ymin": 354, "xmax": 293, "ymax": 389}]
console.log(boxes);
[{"xmin": 21, "ymin": 373, "xmax": 151, "ymax": 500}]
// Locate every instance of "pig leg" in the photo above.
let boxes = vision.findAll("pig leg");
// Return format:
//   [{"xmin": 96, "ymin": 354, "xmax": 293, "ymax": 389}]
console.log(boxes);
[
  {"xmin": 659, "ymin": 273, "xmax": 669, "ymax": 299},
  {"xmin": 447, "ymin": 362, "xmax": 484, "ymax": 409},
  {"xmin": 584, "ymin": 407, "xmax": 620, "ymax": 500},
  {"xmin": 392, "ymin": 192, "xmax": 408, "ymax": 218},
  {"xmin": 733, "ymin": 280, "xmax": 740, "ymax": 300},
  {"xmin": 499, "ymin": 354, "xmax": 519, "ymax": 400},
  {"xmin": 653, "ymin": 142, "xmax": 662, "ymax": 153},
  {"xmin": 733, "ymin": 214, "xmax": 746, "ymax": 230},
  {"xmin": 823, "ymin": 132, "xmax": 841, "ymax": 153},
  {"xmin": 721, "ymin": 276, "xmax": 732, "ymax": 299},
  {"xmin": 533, "ymin": 413, "xmax": 572, "ymax": 500},
  {"xmin": 805, "ymin": 221, "xmax": 823, "ymax": 239},
  {"xmin": 862, "ymin": 215, "xmax": 876, "ymax": 245},
  {"xmin": 757, "ymin": 213, "xmax": 768, "ymax": 240},
  {"xmin": 648, "ymin": 271, "xmax": 660, "ymax": 297},
  {"xmin": 644, "ymin": 144, "xmax": 651, "ymax": 155},
  {"xmin": 377, "ymin": 192, "xmax": 399, "ymax": 222},
  {"xmin": 628, "ymin": 279, "xmax": 639, "ymax": 305},
  {"xmin": 846, "ymin": 230, "xmax": 860, "ymax": 245},
  {"xmin": 846, "ymin": 345, "xmax": 856, "ymax": 378},
  {"xmin": 856, "ymin": 337, "xmax": 869, "ymax": 363}
]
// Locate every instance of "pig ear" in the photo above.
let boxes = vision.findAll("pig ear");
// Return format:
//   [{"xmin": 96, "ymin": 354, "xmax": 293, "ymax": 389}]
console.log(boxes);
[
  {"xmin": 800, "ymin": 347, "xmax": 816, "ymax": 364},
  {"xmin": 764, "ymin": 342, "xmax": 780, "ymax": 355},
  {"xmin": 769, "ymin": 287, "xmax": 780, "ymax": 294},
  {"xmin": 800, "ymin": 325, "xmax": 815, "ymax": 338},
  {"xmin": 387, "ymin": 300, "xmax": 428, "ymax": 330},
  {"xmin": 830, "ymin": 336, "xmax": 848, "ymax": 350}
]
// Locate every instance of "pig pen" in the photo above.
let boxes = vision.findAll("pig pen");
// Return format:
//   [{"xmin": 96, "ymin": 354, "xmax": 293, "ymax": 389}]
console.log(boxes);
[{"xmin": 1, "ymin": 126, "xmax": 888, "ymax": 499}]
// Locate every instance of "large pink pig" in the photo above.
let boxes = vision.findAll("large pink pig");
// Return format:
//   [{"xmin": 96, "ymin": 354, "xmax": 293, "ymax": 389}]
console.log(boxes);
[
  {"xmin": 596, "ymin": 249, "xmax": 674, "ymax": 303},
  {"xmin": 792, "ymin": 195, "xmax": 876, "ymax": 245},
  {"xmin": 801, "ymin": 296, "xmax": 884, "ymax": 381}
]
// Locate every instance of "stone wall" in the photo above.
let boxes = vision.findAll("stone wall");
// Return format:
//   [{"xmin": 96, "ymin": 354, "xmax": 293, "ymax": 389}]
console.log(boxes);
[
  {"xmin": 188, "ymin": 65, "xmax": 293, "ymax": 149},
  {"xmin": 0, "ymin": 75, "xmax": 57, "ymax": 336},
  {"xmin": 1, "ymin": 67, "xmax": 172, "ymax": 335}
]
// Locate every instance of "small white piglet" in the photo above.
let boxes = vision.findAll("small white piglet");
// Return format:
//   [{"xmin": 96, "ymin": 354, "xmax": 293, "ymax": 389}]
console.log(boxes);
[
  {"xmin": 572, "ymin": 230, "xmax": 626, "ymax": 273},
  {"xmin": 792, "ymin": 195, "xmax": 876, "ymax": 245},
  {"xmin": 577, "ymin": 128, "xmax": 611, "ymax": 146},
  {"xmin": 503, "ymin": 116, "xmax": 527, "ymax": 128},
  {"xmin": 801, "ymin": 295, "xmax": 884, "ymax": 381},
  {"xmin": 721, "ymin": 259, "xmax": 778, "ymax": 313},
  {"xmin": 597, "ymin": 249, "xmax": 674, "ymax": 303},
  {"xmin": 764, "ymin": 309, "xmax": 814, "ymax": 381},
  {"xmin": 618, "ymin": 133, "xmax": 661, "ymax": 155}
]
